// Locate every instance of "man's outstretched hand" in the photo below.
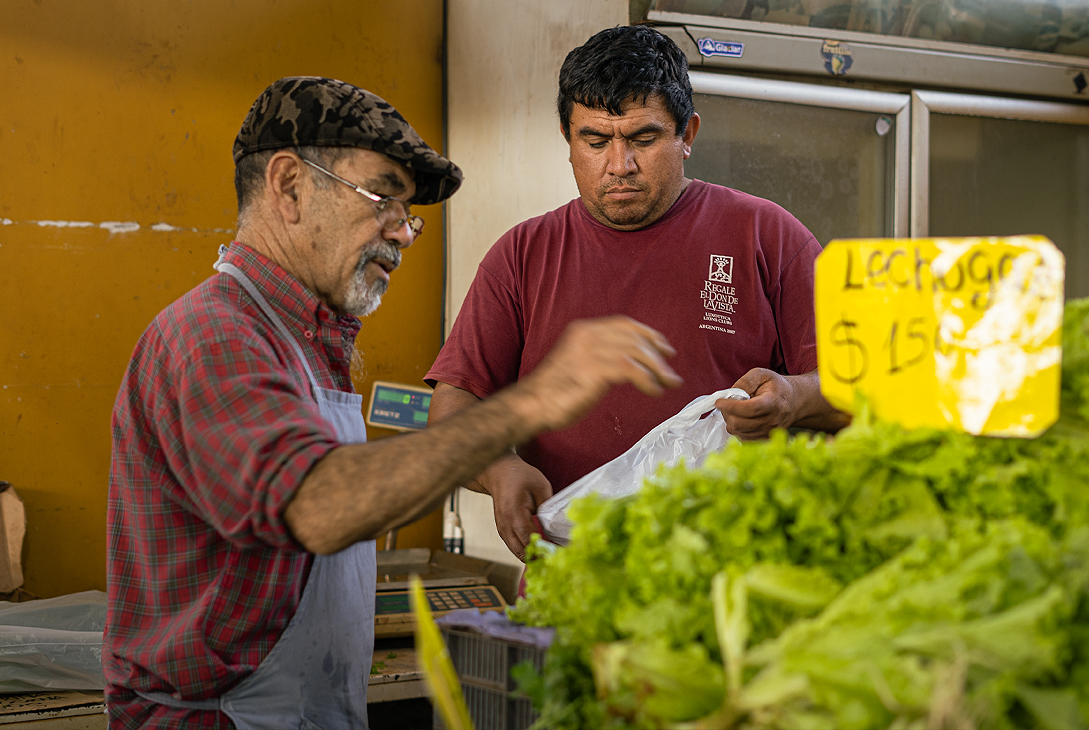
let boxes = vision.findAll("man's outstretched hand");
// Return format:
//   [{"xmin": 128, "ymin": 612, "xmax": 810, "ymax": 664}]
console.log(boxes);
[{"xmin": 510, "ymin": 315, "xmax": 683, "ymax": 433}]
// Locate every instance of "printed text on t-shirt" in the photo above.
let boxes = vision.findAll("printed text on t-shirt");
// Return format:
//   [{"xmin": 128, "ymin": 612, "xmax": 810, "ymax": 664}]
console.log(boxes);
[{"xmin": 700, "ymin": 255, "xmax": 739, "ymax": 335}]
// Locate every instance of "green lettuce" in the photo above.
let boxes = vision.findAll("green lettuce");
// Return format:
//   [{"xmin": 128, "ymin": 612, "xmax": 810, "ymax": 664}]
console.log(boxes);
[
  {"xmin": 1063, "ymin": 297, "xmax": 1089, "ymax": 421},
  {"xmin": 510, "ymin": 299, "xmax": 1089, "ymax": 730}
]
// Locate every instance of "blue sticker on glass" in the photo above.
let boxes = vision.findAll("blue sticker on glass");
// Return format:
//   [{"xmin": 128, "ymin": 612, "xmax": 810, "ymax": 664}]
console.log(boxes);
[
  {"xmin": 697, "ymin": 38, "xmax": 744, "ymax": 58},
  {"xmin": 821, "ymin": 40, "xmax": 853, "ymax": 75}
]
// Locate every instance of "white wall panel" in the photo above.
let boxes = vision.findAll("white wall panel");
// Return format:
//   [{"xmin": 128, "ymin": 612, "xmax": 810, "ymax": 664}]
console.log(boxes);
[
  {"xmin": 446, "ymin": 0, "xmax": 627, "ymax": 326},
  {"xmin": 446, "ymin": 0, "xmax": 627, "ymax": 567}
]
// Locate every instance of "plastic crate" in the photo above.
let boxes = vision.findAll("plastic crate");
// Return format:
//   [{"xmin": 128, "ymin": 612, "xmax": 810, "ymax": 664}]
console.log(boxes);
[{"xmin": 433, "ymin": 627, "xmax": 546, "ymax": 730}]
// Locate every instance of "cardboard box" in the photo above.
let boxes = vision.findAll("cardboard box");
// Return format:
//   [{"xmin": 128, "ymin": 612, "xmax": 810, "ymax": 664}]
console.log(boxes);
[{"xmin": 0, "ymin": 483, "xmax": 26, "ymax": 593}]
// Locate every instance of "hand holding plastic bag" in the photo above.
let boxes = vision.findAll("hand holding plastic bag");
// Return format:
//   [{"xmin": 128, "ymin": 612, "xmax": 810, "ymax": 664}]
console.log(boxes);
[{"xmin": 536, "ymin": 388, "xmax": 750, "ymax": 545}]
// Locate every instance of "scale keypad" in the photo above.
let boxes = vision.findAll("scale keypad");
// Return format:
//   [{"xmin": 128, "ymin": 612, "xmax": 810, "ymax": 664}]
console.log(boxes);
[
  {"xmin": 374, "ymin": 586, "xmax": 505, "ymax": 617},
  {"xmin": 426, "ymin": 587, "xmax": 503, "ymax": 612}
]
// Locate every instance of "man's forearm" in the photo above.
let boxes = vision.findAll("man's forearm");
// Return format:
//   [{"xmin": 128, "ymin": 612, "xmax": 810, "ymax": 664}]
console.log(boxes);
[
  {"xmin": 786, "ymin": 370, "xmax": 851, "ymax": 432},
  {"xmin": 426, "ymin": 382, "xmax": 512, "ymax": 495},
  {"xmin": 428, "ymin": 382, "xmax": 557, "ymax": 560},
  {"xmin": 286, "ymin": 315, "xmax": 683, "ymax": 554},
  {"xmin": 285, "ymin": 386, "xmax": 538, "ymax": 554}
]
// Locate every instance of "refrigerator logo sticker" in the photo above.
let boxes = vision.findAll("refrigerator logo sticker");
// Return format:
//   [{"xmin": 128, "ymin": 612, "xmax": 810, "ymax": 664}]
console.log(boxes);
[
  {"xmin": 821, "ymin": 40, "xmax": 853, "ymax": 75},
  {"xmin": 697, "ymin": 38, "xmax": 744, "ymax": 58},
  {"xmin": 700, "ymin": 255, "xmax": 738, "ymax": 335}
]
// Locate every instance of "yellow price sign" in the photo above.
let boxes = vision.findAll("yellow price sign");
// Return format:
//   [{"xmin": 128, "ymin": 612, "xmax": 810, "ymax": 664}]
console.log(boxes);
[
  {"xmin": 410, "ymin": 575, "xmax": 474, "ymax": 730},
  {"xmin": 815, "ymin": 235, "xmax": 1064, "ymax": 436}
]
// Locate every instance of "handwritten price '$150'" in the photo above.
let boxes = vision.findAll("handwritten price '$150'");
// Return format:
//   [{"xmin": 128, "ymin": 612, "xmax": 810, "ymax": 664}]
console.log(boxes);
[{"xmin": 828, "ymin": 316, "xmax": 953, "ymax": 385}]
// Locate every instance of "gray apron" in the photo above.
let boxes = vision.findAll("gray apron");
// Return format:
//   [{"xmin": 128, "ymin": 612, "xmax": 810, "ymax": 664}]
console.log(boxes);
[{"xmin": 135, "ymin": 252, "xmax": 376, "ymax": 729}]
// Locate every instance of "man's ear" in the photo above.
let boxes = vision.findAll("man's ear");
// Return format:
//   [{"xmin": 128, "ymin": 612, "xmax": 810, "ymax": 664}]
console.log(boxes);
[
  {"xmin": 561, "ymin": 121, "xmax": 573, "ymax": 164},
  {"xmin": 681, "ymin": 112, "xmax": 700, "ymax": 159},
  {"xmin": 266, "ymin": 152, "xmax": 304, "ymax": 224}
]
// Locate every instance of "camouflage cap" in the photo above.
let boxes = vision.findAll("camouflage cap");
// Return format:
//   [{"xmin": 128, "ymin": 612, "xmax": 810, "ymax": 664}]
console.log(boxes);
[{"xmin": 233, "ymin": 77, "xmax": 462, "ymax": 205}]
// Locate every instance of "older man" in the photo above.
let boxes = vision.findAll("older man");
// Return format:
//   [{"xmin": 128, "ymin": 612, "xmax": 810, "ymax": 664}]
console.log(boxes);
[
  {"xmin": 104, "ymin": 77, "xmax": 681, "ymax": 729},
  {"xmin": 426, "ymin": 26, "xmax": 849, "ymax": 561}
]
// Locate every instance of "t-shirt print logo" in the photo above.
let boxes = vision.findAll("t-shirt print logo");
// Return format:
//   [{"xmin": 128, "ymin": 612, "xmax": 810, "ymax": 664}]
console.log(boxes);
[
  {"xmin": 699, "ymin": 254, "xmax": 738, "ymax": 335},
  {"xmin": 709, "ymin": 255, "xmax": 733, "ymax": 283}
]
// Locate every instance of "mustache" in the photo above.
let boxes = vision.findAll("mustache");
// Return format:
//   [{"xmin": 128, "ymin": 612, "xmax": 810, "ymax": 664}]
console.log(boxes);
[
  {"xmin": 357, "ymin": 242, "xmax": 402, "ymax": 272},
  {"xmin": 600, "ymin": 178, "xmax": 649, "ymax": 193}
]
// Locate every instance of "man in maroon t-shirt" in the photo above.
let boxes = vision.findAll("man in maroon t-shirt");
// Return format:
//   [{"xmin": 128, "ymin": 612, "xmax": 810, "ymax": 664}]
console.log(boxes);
[{"xmin": 426, "ymin": 26, "xmax": 849, "ymax": 560}]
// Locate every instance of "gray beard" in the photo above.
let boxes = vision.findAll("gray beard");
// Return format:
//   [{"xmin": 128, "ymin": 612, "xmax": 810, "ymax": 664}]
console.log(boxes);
[
  {"xmin": 343, "ymin": 271, "xmax": 384, "ymax": 317},
  {"xmin": 343, "ymin": 241, "xmax": 401, "ymax": 317}
]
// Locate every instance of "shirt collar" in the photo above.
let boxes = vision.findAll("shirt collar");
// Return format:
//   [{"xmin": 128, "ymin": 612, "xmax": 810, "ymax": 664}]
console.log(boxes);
[{"xmin": 220, "ymin": 242, "xmax": 363, "ymax": 342}]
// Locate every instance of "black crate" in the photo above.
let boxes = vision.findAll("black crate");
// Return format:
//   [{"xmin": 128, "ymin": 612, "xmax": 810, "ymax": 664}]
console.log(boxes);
[{"xmin": 433, "ymin": 628, "xmax": 546, "ymax": 730}]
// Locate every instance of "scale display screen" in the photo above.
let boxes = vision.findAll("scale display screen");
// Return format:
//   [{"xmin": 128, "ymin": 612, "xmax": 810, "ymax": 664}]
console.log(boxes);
[{"xmin": 366, "ymin": 381, "xmax": 433, "ymax": 431}]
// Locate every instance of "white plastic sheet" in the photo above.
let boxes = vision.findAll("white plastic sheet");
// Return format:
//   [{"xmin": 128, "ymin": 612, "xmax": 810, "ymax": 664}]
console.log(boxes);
[
  {"xmin": 0, "ymin": 590, "xmax": 106, "ymax": 692},
  {"xmin": 536, "ymin": 388, "xmax": 750, "ymax": 545}
]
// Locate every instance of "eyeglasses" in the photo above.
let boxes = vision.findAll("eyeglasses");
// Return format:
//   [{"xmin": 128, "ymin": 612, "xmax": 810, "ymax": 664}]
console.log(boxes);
[{"xmin": 302, "ymin": 158, "xmax": 424, "ymax": 239}]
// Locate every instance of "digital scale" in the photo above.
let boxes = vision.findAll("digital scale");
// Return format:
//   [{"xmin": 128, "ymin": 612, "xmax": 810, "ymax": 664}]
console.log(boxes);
[
  {"xmin": 365, "ymin": 380, "xmax": 433, "ymax": 432},
  {"xmin": 368, "ymin": 549, "xmax": 511, "ymax": 704},
  {"xmin": 374, "ymin": 548, "xmax": 507, "ymax": 638}
]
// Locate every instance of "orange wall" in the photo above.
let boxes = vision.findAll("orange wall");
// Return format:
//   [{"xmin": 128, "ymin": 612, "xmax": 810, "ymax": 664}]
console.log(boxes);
[{"xmin": 0, "ymin": 0, "xmax": 445, "ymax": 598}]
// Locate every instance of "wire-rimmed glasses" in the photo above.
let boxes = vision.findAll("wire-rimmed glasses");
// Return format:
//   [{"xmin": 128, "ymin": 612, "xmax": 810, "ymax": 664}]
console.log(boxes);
[{"xmin": 302, "ymin": 158, "xmax": 424, "ymax": 238}]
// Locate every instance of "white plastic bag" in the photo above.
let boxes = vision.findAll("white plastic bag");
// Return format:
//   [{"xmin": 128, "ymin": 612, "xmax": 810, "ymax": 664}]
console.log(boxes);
[
  {"xmin": 536, "ymin": 388, "xmax": 750, "ymax": 545},
  {"xmin": 0, "ymin": 590, "xmax": 106, "ymax": 692}
]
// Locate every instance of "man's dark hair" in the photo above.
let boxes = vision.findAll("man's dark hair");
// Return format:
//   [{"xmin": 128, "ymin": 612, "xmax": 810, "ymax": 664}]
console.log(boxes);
[{"xmin": 557, "ymin": 26, "xmax": 693, "ymax": 140}]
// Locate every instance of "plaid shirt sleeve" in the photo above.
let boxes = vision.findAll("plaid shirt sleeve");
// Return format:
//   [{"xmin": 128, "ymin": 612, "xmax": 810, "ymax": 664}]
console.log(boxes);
[{"xmin": 160, "ymin": 334, "xmax": 337, "ymax": 549}]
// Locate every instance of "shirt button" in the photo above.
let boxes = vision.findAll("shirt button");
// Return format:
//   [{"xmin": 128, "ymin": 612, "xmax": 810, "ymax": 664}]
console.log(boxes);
[{"xmin": 304, "ymin": 330, "xmax": 314, "ymax": 340}]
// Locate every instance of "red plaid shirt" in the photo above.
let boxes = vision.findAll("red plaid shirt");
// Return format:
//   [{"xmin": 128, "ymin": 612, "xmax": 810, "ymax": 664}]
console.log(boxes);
[{"xmin": 105, "ymin": 243, "xmax": 362, "ymax": 729}]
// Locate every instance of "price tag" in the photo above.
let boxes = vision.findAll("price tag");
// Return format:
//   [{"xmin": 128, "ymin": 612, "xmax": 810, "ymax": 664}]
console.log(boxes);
[{"xmin": 815, "ymin": 235, "xmax": 1064, "ymax": 436}]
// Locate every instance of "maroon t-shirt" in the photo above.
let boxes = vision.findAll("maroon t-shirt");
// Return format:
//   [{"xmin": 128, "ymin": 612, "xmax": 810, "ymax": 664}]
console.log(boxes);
[{"xmin": 426, "ymin": 180, "xmax": 821, "ymax": 494}]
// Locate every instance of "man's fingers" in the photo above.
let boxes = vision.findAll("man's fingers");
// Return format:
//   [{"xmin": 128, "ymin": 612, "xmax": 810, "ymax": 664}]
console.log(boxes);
[
  {"xmin": 608, "ymin": 322, "xmax": 682, "ymax": 393},
  {"xmin": 492, "ymin": 487, "xmax": 545, "ymax": 562},
  {"xmin": 717, "ymin": 394, "xmax": 773, "ymax": 419},
  {"xmin": 720, "ymin": 410, "xmax": 774, "ymax": 440},
  {"xmin": 498, "ymin": 525, "xmax": 527, "ymax": 561},
  {"xmin": 516, "ymin": 316, "xmax": 683, "ymax": 433},
  {"xmin": 635, "ymin": 339, "xmax": 683, "ymax": 387},
  {"xmin": 730, "ymin": 367, "xmax": 774, "ymax": 396},
  {"xmin": 718, "ymin": 368, "xmax": 798, "ymax": 440},
  {"xmin": 623, "ymin": 352, "xmax": 682, "ymax": 396},
  {"xmin": 629, "ymin": 319, "xmax": 677, "ymax": 359},
  {"xmin": 504, "ymin": 513, "xmax": 537, "ymax": 561},
  {"xmin": 732, "ymin": 426, "xmax": 771, "ymax": 442},
  {"xmin": 718, "ymin": 396, "xmax": 772, "ymax": 439},
  {"xmin": 495, "ymin": 506, "xmax": 532, "ymax": 560}
]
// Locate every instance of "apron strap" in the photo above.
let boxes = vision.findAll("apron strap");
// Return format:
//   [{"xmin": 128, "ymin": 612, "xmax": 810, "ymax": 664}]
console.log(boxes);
[{"xmin": 214, "ymin": 250, "xmax": 322, "ymax": 398}]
